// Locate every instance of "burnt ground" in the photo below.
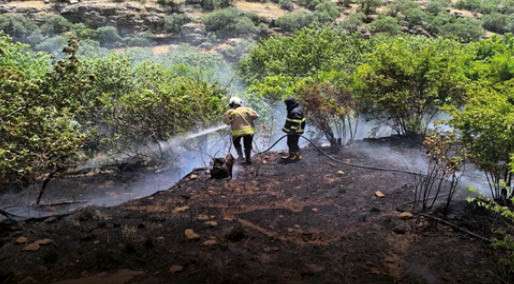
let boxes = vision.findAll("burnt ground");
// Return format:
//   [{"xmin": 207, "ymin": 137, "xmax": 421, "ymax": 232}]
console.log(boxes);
[{"xmin": 0, "ymin": 140, "xmax": 509, "ymax": 284}]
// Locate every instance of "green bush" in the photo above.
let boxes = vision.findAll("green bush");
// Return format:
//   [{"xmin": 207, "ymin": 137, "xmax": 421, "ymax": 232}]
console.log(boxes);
[
  {"xmin": 163, "ymin": 14, "xmax": 191, "ymax": 34},
  {"xmin": 358, "ymin": 0, "xmax": 382, "ymax": 15},
  {"xmin": 0, "ymin": 34, "xmax": 228, "ymax": 187},
  {"xmin": 0, "ymin": 14, "xmax": 38, "ymax": 41},
  {"xmin": 314, "ymin": 0, "xmax": 341, "ymax": 23},
  {"xmin": 368, "ymin": 15, "xmax": 402, "ymax": 35},
  {"xmin": 0, "ymin": 36, "xmax": 88, "ymax": 185},
  {"xmin": 124, "ymin": 35, "xmax": 153, "ymax": 47},
  {"xmin": 95, "ymin": 26, "xmax": 123, "ymax": 47},
  {"xmin": 240, "ymin": 27, "xmax": 367, "ymax": 81},
  {"xmin": 203, "ymin": 8, "xmax": 259, "ymax": 38},
  {"xmin": 201, "ymin": 0, "xmax": 232, "ymax": 11},
  {"xmin": 69, "ymin": 23, "xmax": 97, "ymax": 40},
  {"xmin": 448, "ymin": 84, "xmax": 513, "ymax": 199},
  {"xmin": 34, "ymin": 35, "xmax": 67, "ymax": 54},
  {"xmin": 482, "ymin": 13, "xmax": 514, "ymax": 34},
  {"xmin": 399, "ymin": 5, "xmax": 427, "ymax": 28},
  {"xmin": 26, "ymin": 30, "xmax": 45, "ymax": 46},
  {"xmin": 426, "ymin": 0, "xmax": 450, "ymax": 15},
  {"xmin": 0, "ymin": 32, "xmax": 50, "ymax": 78},
  {"xmin": 40, "ymin": 15, "xmax": 74, "ymax": 35},
  {"xmin": 336, "ymin": 12, "xmax": 365, "ymax": 34},
  {"xmin": 297, "ymin": 0, "xmax": 322, "ymax": 10},
  {"xmin": 276, "ymin": 11, "xmax": 316, "ymax": 32},
  {"xmin": 279, "ymin": 0, "xmax": 295, "ymax": 11},
  {"xmin": 438, "ymin": 16, "xmax": 484, "ymax": 42},
  {"xmin": 353, "ymin": 36, "xmax": 469, "ymax": 136},
  {"xmin": 454, "ymin": 0, "xmax": 514, "ymax": 14}
]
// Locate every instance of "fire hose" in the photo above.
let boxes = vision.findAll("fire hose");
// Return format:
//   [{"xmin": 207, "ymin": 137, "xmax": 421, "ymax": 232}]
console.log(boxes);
[{"xmin": 253, "ymin": 134, "xmax": 425, "ymax": 177}]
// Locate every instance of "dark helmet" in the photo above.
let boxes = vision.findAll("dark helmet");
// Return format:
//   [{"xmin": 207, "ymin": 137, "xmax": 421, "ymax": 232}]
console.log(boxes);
[{"xmin": 284, "ymin": 97, "xmax": 299, "ymax": 112}]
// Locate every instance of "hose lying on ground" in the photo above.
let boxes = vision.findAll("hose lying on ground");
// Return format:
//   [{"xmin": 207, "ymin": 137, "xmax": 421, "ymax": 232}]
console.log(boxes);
[{"xmin": 254, "ymin": 134, "xmax": 424, "ymax": 177}]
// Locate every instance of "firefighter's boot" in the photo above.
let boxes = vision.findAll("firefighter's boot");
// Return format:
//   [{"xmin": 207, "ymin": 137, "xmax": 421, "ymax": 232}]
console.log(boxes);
[{"xmin": 235, "ymin": 147, "xmax": 244, "ymax": 162}]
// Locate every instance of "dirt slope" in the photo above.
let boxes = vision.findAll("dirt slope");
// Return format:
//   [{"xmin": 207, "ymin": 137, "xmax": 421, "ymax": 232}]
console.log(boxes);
[{"xmin": 0, "ymin": 140, "xmax": 500, "ymax": 283}]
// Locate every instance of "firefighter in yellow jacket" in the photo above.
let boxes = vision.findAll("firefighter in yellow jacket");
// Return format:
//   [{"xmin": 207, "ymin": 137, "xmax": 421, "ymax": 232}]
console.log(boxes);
[{"xmin": 224, "ymin": 97, "xmax": 259, "ymax": 164}]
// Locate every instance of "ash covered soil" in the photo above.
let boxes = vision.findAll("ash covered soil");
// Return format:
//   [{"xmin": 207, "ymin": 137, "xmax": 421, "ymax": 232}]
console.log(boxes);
[{"xmin": 0, "ymin": 139, "xmax": 502, "ymax": 283}]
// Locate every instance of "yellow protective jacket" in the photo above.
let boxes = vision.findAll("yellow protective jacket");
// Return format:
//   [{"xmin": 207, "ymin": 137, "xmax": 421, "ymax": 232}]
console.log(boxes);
[{"xmin": 224, "ymin": 106, "xmax": 258, "ymax": 137}]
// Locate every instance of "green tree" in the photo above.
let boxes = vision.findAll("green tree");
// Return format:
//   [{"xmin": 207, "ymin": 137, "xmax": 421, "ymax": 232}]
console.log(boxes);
[
  {"xmin": 448, "ymin": 84, "xmax": 513, "ymax": 200},
  {"xmin": 0, "ymin": 36, "xmax": 88, "ymax": 186},
  {"xmin": 353, "ymin": 36, "xmax": 468, "ymax": 136},
  {"xmin": 240, "ymin": 27, "xmax": 367, "ymax": 81},
  {"xmin": 241, "ymin": 28, "xmax": 366, "ymax": 147}
]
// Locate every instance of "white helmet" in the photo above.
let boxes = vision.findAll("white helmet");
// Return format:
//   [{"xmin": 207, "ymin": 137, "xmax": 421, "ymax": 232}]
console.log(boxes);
[{"xmin": 229, "ymin": 96, "xmax": 243, "ymax": 107}]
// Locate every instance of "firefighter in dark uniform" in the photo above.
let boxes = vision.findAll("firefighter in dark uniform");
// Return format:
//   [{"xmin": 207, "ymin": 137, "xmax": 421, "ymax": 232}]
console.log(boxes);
[{"xmin": 281, "ymin": 97, "xmax": 306, "ymax": 162}]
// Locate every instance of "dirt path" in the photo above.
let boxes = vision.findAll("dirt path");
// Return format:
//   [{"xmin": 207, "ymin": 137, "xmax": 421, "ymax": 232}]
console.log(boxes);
[{"xmin": 0, "ymin": 141, "xmax": 502, "ymax": 283}]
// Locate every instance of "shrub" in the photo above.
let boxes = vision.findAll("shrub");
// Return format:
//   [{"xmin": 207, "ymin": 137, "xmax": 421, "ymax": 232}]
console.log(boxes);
[
  {"xmin": 336, "ymin": 12, "xmax": 365, "ymax": 34},
  {"xmin": 0, "ymin": 33, "xmax": 50, "ymax": 78},
  {"xmin": 95, "ymin": 26, "xmax": 123, "ymax": 47},
  {"xmin": 426, "ymin": 0, "xmax": 450, "ymax": 15},
  {"xmin": 439, "ymin": 16, "xmax": 484, "ymax": 42},
  {"xmin": 77, "ymin": 39, "xmax": 105, "ymax": 58},
  {"xmin": 26, "ymin": 30, "xmax": 45, "ymax": 46},
  {"xmin": 297, "ymin": 0, "xmax": 322, "ymax": 10},
  {"xmin": 40, "ymin": 15, "xmax": 74, "ymax": 35},
  {"xmin": 297, "ymin": 75, "xmax": 357, "ymax": 146},
  {"xmin": 279, "ymin": 0, "xmax": 295, "ymax": 11},
  {"xmin": 0, "ymin": 14, "xmax": 38, "ymax": 41},
  {"xmin": 314, "ymin": 0, "xmax": 341, "ymax": 23},
  {"xmin": 34, "ymin": 35, "xmax": 67, "ymax": 55},
  {"xmin": 414, "ymin": 133, "xmax": 464, "ymax": 211},
  {"xmin": 275, "ymin": 11, "xmax": 316, "ymax": 32},
  {"xmin": 398, "ymin": 5, "xmax": 427, "ymax": 28},
  {"xmin": 70, "ymin": 23, "xmax": 97, "ymax": 40},
  {"xmin": 353, "ymin": 36, "xmax": 468, "ymax": 136},
  {"xmin": 358, "ymin": 0, "xmax": 382, "ymax": 15},
  {"xmin": 482, "ymin": 13, "xmax": 514, "ymax": 34},
  {"xmin": 368, "ymin": 15, "xmax": 402, "ymax": 35},
  {"xmin": 0, "ymin": 34, "xmax": 229, "ymax": 187},
  {"xmin": 203, "ymin": 8, "xmax": 259, "ymax": 38},
  {"xmin": 340, "ymin": 0, "xmax": 353, "ymax": 7},
  {"xmin": 458, "ymin": 0, "xmax": 514, "ymax": 14},
  {"xmin": 163, "ymin": 14, "xmax": 191, "ymax": 34},
  {"xmin": 201, "ymin": 0, "xmax": 232, "ymax": 11},
  {"xmin": 448, "ymin": 85, "xmax": 513, "ymax": 200},
  {"xmin": 124, "ymin": 35, "xmax": 153, "ymax": 47},
  {"xmin": 240, "ymin": 27, "xmax": 367, "ymax": 81},
  {"xmin": 0, "ymin": 37, "xmax": 88, "ymax": 186},
  {"xmin": 454, "ymin": 0, "xmax": 514, "ymax": 14}
]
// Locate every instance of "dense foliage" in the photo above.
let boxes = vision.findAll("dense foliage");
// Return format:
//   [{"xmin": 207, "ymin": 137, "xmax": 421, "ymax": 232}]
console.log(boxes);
[
  {"xmin": 203, "ymin": 8, "xmax": 260, "ymax": 38},
  {"xmin": 0, "ymin": 14, "xmax": 154, "ymax": 53},
  {"xmin": 241, "ymin": 28, "xmax": 370, "ymax": 145},
  {"xmin": 0, "ymin": 34, "xmax": 227, "ymax": 186},
  {"xmin": 241, "ymin": 27, "xmax": 513, "ymax": 175},
  {"xmin": 354, "ymin": 36, "xmax": 468, "ymax": 135}
]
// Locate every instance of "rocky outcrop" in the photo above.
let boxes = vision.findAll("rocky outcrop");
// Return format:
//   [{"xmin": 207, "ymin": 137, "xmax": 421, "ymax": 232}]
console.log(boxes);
[
  {"xmin": 180, "ymin": 22, "xmax": 207, "ymax": 45},
  {"xmin": 58, "ymin": 1, "xmax": 179, "ymax": 32}
]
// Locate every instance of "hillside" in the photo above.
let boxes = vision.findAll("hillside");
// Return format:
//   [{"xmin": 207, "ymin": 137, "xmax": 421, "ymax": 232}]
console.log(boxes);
[{"xmin": 1, "ymin": 0, "xmax": 511, "ymax": 59}]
